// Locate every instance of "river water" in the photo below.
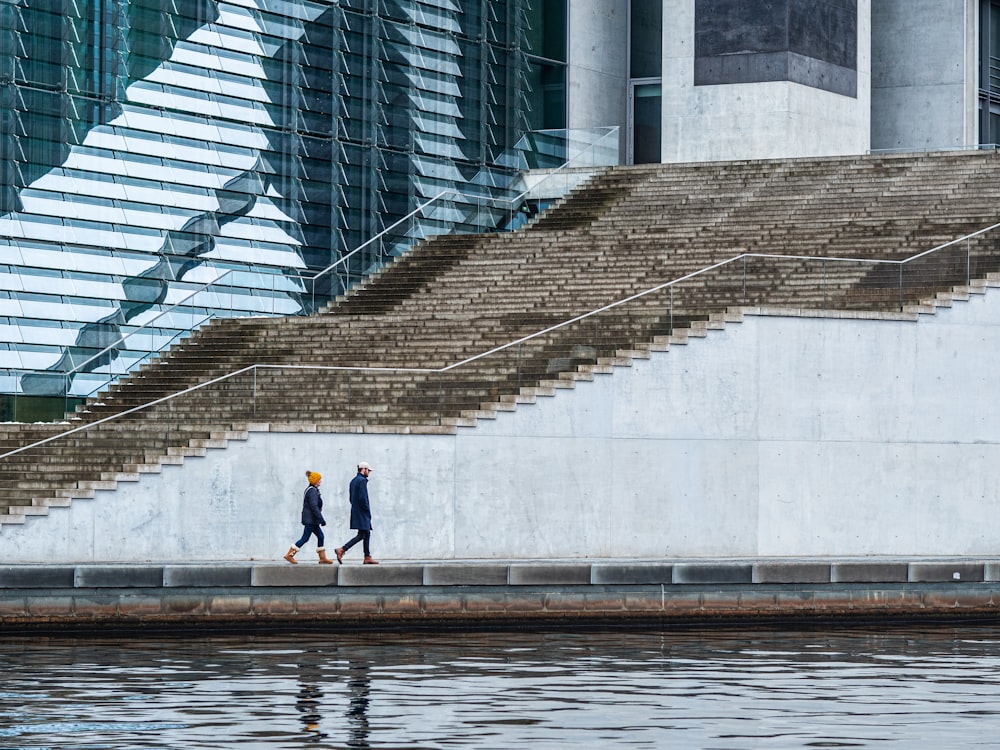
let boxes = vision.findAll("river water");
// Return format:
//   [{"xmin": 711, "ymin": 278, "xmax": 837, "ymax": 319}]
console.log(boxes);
[{"xmin": 2, "ymin": 624, "xmax": 1000, "ymax": 748}]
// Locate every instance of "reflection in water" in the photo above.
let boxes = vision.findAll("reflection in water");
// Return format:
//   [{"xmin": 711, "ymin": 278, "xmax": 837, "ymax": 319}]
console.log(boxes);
[
  {"xmin": 346, "ymin": 658, "xmax": 372, "ymax": 749},
  {"xmin": 295, "ymin": 658, "xmax": 329, "ymax": 743},
  {"xmin": 3, "ymin": 626, "xmax": 1000, "ymax": 747}
]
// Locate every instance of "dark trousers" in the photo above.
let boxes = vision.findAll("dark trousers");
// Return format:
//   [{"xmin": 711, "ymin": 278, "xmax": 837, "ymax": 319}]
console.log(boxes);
[
  {"xmin": 341, "ymin": 530, "xmax": 371, "ymax": 556},
  {"xmin": 295, "ymin": 524, "xmax": 324, "ymax": 549}
]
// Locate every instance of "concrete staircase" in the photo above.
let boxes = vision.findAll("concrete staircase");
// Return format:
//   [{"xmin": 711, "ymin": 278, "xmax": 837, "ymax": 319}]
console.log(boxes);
[{"xmin": 2, "ymin": 149, "xmax": 1000, "ymax": 526}]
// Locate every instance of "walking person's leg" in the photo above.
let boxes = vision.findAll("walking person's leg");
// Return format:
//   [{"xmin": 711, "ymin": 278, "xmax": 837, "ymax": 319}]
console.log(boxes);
[
  {"xmin": 362, "ymin": 531, "xmax": 377, "ymax": 565},
  {"xmin": 285, "ymin": 525, "xmax": 317, "ymax": 564},
  {"xmin": 336, "ymin": 531, "xmax": 365, "ymax": 564},
  {"xmin": 315, "ymin": 526, "xmax": 334, "ymax": 563}
]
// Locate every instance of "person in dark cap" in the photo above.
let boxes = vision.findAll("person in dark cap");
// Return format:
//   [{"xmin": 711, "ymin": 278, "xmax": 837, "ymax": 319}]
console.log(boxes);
[
  {"xmin": 335, "ymin": 461, "xmax": 377, "ymax": 564},
  {"xmin": 284, "ymin": 470, "xmax": 333, "ymax": 564}
]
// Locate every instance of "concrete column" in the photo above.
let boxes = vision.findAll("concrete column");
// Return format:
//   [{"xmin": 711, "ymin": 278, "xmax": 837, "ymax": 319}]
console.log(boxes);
[
  {"xmin": 871, "ymin": 0, "xmax": 978, "ymax": 152},
  {"xmin": 566, "ymin": 0, "xmax": 627, "ymax": 148},
  {"xmin": 663, "ymin": 0, "xmax": 871, "ymax": 162}
]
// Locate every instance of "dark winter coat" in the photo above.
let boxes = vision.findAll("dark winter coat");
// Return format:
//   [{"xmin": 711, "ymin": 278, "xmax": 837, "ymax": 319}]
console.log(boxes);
[
  {"xmin": 348, "ymin": 472, "xmax": 372, "ymax": 531},
  {"xmin": 301, "ymin": 484, "xmax": 326, "ymax": 526}
]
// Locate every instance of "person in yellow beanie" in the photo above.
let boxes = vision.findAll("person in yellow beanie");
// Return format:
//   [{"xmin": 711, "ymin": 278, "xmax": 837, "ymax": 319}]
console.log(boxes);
[{"xmin": 283, "ymin": 470, "xmax": 333, "ymax": 564}]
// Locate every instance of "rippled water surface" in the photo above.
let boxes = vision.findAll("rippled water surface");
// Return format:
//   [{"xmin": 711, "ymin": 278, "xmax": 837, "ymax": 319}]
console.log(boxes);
[{"xmin": 3, "ymin": 625, "xmax": 1000, "ymax": 748}]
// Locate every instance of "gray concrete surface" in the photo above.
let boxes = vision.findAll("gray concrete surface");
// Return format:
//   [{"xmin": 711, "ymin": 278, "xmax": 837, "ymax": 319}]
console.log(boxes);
[
  {"xmin": 3, "ymin": 557, "xmax": 1000, "ymax": 630},
  {"xmin": 871, "ymin": 0, "xmax": 978, "ymax": 151},
  {"xmin": 661, "ymin": 0, "xmax": 871, "ymax": 161},
  {"xmin": 5, "ymin": 288, "xmax": 1000, "ymax": 564}
]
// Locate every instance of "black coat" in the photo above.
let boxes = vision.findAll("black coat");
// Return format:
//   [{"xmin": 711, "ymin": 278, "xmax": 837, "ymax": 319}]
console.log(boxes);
[
  {"xmin": 349, "ymin": 472, "xmax": 372, "ymax": 530},
  {"xmin": 301, "ymin": 485, "xmax": 325, "ymax": 526}
]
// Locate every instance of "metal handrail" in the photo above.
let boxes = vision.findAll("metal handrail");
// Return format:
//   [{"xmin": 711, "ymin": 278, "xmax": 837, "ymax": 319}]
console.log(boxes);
[
  {"xmin": 868, "ymin": 143, "xmax": 1000, "ymax": 155},
  {"xmin": 1, "ymin": 217, "xmax": 994, "ymax": 462},
  {"xmin": 58, "ymin": 126, "xmax": 621, "ymax": 388},
  {"xmin": 63, "ymin": 187, "xmax": 453, "ymax": 381},
  {"xmin": 440, "ymin": 222, "xmax": 1000, "ymax": 369}
]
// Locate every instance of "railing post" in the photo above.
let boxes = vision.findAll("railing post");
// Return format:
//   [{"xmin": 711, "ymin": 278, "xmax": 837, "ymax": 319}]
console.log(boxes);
[
  {"xmin": 669, "ymin": 286, "xmax": 674, "ymax": 334},
  {"xmin": 967, "ymin": 237, "xmax": 972, "ymax": 286},
  {"xmin": 347, "ymin": 370, "xmax": 353, "ymax": 423},
  {"xmin": 823, "ymin": 259, "xmax": 827, "ymax": 307},
  {"xmin": 437, "ymin": 374, "xmax": 444, "ymax": 425},
  {"xmin": 742, "ymin": 255, "xmax": 747, "ymax": 305},
  {"xmin": 899, "ymin": 264, "xmax": 904, "ymax": 312},
  {"xmin": 516, "ymin": 342, "xmax": 523, "ymax": 391}
]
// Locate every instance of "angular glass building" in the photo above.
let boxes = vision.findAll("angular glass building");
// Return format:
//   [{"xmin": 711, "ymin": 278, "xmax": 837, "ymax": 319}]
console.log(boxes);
[{"xmin": 0, "ymin": 0, "xmax": 573, "ymax": 418}]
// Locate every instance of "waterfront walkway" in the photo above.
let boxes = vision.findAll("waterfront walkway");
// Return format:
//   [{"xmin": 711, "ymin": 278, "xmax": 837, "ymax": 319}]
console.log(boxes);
[{"xmin": 3, "ymin": 556, "xmax": 1000, "ymax": 631}]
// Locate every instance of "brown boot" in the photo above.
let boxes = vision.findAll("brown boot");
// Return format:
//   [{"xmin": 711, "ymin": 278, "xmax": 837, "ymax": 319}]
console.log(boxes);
[
  {"xmin": 317, "ymin": 548, "xmax": 333, "ymax": 564},
  {"xmin": 334, "ymin": 547, "xmax": 345, "ymax": 564},
  {"xmin": 283, "ymin": 546, "xmax": 299, "ymax": 564},
  {"xmin": 363, "ymin": 556, "xmax": 379, "ymax": 565}
]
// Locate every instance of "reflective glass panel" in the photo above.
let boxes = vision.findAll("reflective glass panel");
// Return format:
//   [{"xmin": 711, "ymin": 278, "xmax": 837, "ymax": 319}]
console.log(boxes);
[{"xmin": 0, "ymin": 0, "xmax": 570, "ymax": 408}]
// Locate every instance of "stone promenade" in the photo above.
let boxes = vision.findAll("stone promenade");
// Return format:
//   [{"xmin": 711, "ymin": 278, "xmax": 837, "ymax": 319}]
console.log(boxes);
[{"xmin": 3, "ymin": 557, "xmax": 1000, "ymax": 632}]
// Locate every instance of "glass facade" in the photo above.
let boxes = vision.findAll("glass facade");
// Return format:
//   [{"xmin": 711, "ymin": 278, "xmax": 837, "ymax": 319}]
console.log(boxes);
[
  {"xmin": 630, "ymin": 0, "xmax": 662, "ymax": 79},
  {"xmin": 523, "ymin": 0, "xmax": 566, "ymax": 130},
  {"xmin": 629, "ymin": 0, "xmax": 661, "ymax": 164},
  {"xmin": 0, "ymin": 0, "xmax": 568, "ymax": 415},
  {"xmin": 981, "ymin": 1, "xmax": 1000, "ymax": 144}
]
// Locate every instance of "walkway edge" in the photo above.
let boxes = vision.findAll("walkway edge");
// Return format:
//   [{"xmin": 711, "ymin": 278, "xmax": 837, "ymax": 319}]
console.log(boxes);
[{"xmin": 3, "ymin": 560, "xmax": 1000, "ymax": 631}]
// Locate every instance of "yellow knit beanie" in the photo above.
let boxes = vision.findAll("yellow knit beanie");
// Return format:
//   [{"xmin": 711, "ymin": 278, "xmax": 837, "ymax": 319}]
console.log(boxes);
[{"xmin": 306, "ymin": 470, "xmax": 322, "ymax": 485}]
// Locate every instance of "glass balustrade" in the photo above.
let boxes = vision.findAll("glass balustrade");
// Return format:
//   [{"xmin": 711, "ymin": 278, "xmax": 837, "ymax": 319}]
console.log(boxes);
[
  {"xmin": 0, "ymin": 126, "xmax": 621, "ymax": 421},
  {"xmin": 2, "ymin": 221, "xmax": 998, "ymax": 482},
  {"xmin": 6, "ymin": 220, "xmax": 992, "ymax": 438}
]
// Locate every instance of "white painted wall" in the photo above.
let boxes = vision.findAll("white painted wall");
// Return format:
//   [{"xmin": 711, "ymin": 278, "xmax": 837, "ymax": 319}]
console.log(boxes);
[
  {"xmin": 662, "ymin": 0, "xmax": 872, "ymax": 162},
  {"xmin": 5, "ymin": 288, "xmax": 1000, "ymax": 563}
]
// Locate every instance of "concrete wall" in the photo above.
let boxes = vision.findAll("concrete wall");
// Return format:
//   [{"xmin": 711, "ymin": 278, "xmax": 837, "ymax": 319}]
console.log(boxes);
[
  {"xmin": 871, "ymin": 0, "xmax": 978, "ymax": 151},
  {"xmin": 555, "ymin": 0, "xmax": 977, "ymax": 161},
  {"xmin": 663, "ymin": 0, "xmax": 872, "ymax": 162},
  {"xmin": 567, "ymin": 1, "xmax": 627, "ymax": 143},
  {"xmin": 5, "ymin": 287, "xmax": 1000, "ymax": 563}
]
